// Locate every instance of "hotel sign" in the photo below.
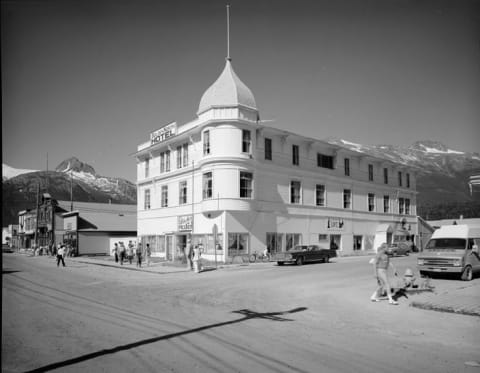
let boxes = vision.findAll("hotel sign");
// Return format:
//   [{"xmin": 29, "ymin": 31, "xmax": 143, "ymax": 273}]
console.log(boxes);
[
  {"xmin": 326, "ymin": 217, "xmax": 345, "ymax": 230},
  {"xmin": 178, "ymin": 215, "xmax": 193, "ymax": 231},
  {"xmin": 150, "ymin": 122, "xmax": 177, "ymax": 145}
]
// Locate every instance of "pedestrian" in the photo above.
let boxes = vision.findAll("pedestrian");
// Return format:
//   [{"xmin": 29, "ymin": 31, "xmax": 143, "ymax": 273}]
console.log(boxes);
[
  {"xmin": 113, "ymin": 243, "xmax": 119, "ymax": 263},
  {"xmin": 186, "ymin": 239, "xmax": 194, "ymax": 270},
  {"xmin": 135, "ymin": 243, "xmax": 142, "ymax": 268},
  {"xmin": 119, "ymin": 242, "xmax": 126, "ymax": 265},
  {"xmin": 127, "ymin": 241, "xmax": 134, "ymax": 264},
  {"xmin": 144, "ymin": 243, "xmax": 151, "ymax": 267},
  {"xmin": 371, "ymin": 243, "xmax": 398, "ymax": 305},
  {"xmin": 193, "ymin": 243, "xmax": 202, "ymax": 273},
  {"xmin": 57, "ymin": 245, "xmax": 66, "ymax": 267}
]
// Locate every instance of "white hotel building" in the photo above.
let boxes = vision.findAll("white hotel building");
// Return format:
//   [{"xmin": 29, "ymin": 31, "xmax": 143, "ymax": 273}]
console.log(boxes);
[{"xmin": 134, "ymin": 58, "xmax": 417, "ymax": 261}]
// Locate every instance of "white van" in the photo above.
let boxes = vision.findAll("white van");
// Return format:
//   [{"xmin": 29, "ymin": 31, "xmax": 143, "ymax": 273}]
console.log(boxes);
[{"xmin": 417, "ymin": 224, "xmax": 480, "ymax": 281}]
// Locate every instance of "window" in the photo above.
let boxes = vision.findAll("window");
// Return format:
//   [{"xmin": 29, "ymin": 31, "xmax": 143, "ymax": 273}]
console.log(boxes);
[
  {"xmin": 144, "ymin": 189, "xmax": 151, "ymax": 210},
  {"xmin": 317, "ymin": 153, "xmax": 334, "ymax": 169},
  {"xmin": 344, "ymin": 158, "xmax": 350, "ymax": 176},
  {"xmin": 405, "ymin": 198, "xmax": 410, "ymax": 214},
  {"xmin": 398, "ymin": 171, "xmax": 402, "ymax": 187},
  {"xmin": 383, "ymin": 195, "xmax": 390, "ymax": 213},
  {"xmin": 292, "ymin": 145, "xmax": 299, "ymax": 165},
  {"xmin": 242, "ymin": 130, "xmax": 251, "ymax": 153},
  {"xmin": 266, "ymin": 232, "xmax": 283, "ymax": 255},
  {"xmin": 179, "ymin": 181, "xmax": 187, "ymax": 205},
  {"xmin": 203, "ymin": 172, "xmax": 213, "ymax": 199},
  {"xmin": 145, "ymin": 158, "xmax": 150, "ymax": 178},
  {"xmin": 368, "ymin": 164, "xmax": 374, "ymax": 181},
  {"xmin": 406, "ymin": 173, "xmax": 410, "ymax": 188},
  {"xmin": 286, "ymin": 233, "xmax": 301, "ymax": 251},
  {"xmin": 203, "ymin": 130, "xmax": 210, "ymax": 155},
  {"xmin": 384, "ymin": 168, "xmax": 388, "ymax": 184},
  {"xmin": 399, "ymin": 197, "xmax": 405, "ymax": 214},
  {"xmin": 240, "ymin": 171, "xmax": 253, "ymax": 198},
  {"xmin": 228, "ymin": 233, "xmax": 248, "ymax": 255},
  {"xmin": 290, "ymin": 180, "xmax": 301, "ymax": 204},
  {"xmin": 160, "ymin": 151, "xmax": 171, "ymax": 173},
  {"xmin": 265, "ymin": 138, "xmax": 272, "ymax": 160},
  {"xmin": 316, "ymin": 184, "xmax": 325, "ymax": 206},
  {"xmin": 161, "ymin": 185, "xmax": 168, "ymax": 207},
  {"xmin": 368, "ymin": 193, "xmax": 375, "ymax": 212},
  {"xmin": 343, "ymin": 189, "xmax": 351, "ymax": 209},
  {"xmin": 176, "ymin": 144, "xmax": 189, "ymax": 169},
  {"xmin": 353, "ymin": 235, "xmax": 362, "ymax": 251}
]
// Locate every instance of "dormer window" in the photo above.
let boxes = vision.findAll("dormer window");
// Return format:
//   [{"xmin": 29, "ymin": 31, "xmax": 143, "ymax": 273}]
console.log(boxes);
[
  {"xmin": 203, "ymin": 130, "xmax": 210, "ymax": 155},
  {"xmin": 242, "ymin": 130, "xmax": 251, "ymax": 153}
]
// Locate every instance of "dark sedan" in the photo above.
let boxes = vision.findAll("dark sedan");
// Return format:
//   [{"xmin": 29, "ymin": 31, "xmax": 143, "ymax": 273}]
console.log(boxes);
[{"xmin": 274, "ymin": 245, "xmax": 336, "ymax": 266}]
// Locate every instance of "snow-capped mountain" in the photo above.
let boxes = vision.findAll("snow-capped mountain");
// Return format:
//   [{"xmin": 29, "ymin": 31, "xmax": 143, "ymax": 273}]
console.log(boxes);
[
  {"xmin": 327, "ymin": 139, "xmax": 480, "ymax": 177},
  {"xmin": 2, "ymin": 157, "xmax": 136, "ymax": 225},
  {"xmin": 2, "ymin": 164, "xmax": 39, "ymax": 181}
]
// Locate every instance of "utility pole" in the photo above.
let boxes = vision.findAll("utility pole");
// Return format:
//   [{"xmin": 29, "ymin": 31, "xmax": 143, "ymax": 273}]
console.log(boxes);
[
  {"xmin": 33, "ymin": 183, "xmax": 40, "ymax": 251},
  {"xmin": 70, "ymin": 170, "xmax": 73, "ymax": 211}
]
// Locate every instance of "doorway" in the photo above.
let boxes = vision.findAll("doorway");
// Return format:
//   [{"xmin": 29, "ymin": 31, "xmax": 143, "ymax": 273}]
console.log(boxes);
[{"xmin": 330, "ymin": 235, "xmax": 341, "ymax": 250}]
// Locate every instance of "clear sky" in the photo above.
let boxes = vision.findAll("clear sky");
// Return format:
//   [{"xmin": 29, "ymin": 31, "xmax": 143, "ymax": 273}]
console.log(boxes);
[{"xmin": 2, "ymin": 0, "xmax": 479, "ymax": 182}]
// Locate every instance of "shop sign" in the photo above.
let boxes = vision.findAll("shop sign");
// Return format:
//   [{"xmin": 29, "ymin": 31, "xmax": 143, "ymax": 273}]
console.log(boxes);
[
  {"xmin": 150, "ymin": 122, "xmax": 177, "ymax": 145},
  {"xmin": 64, "ymin": 216, "xmax": 77, "ymax": 232},
  {"xmin": 178, "ymin": 215, "xmax": 193, "ymax": 231},
  {"xmin": 326, "ymin": 217, "xmax": 345, "ymax": 230}
]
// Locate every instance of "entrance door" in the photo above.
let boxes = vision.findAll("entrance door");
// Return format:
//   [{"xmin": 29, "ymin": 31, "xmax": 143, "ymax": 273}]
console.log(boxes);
[
  {"xmin": 330, "ymin": 235, "xmax": 341, "ymax": 250},
  {"xmin": 166, "ymin": 235, "xmax": 173, "ymax": 261},
  {"xmin": 176, "ymin": 235, "xmax": 187, "ymax": 261}
]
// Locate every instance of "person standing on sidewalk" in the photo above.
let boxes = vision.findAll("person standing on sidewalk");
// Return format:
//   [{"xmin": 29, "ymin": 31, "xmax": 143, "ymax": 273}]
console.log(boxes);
[
  {"xmin": 113, "ymin": 243, "xmax": 119, "ymax": 263},
  {"xmin": 371, "ymin": 243, "xmax": 398, "ymax": 305},
  {"xmin": 186, "ymin": 239, "xmax": 194, "ymax": 270},
  {"xmin": 57, "ymin": 245, "xmax": 66, "ymax": 267},
  {"xmin": 119, "ymin": 242, "xmax": 126, "ymax": 265},
  {"xmin": 127, "ymin": 241, "xmax": 134, "ymax": 265},
  {"xmin": 144, "ymin": 243, "xmax": 152, "ymax": 267},
  {"xmin": 135, "ymin": 243, "xmax": 142, "ymax": 268}
]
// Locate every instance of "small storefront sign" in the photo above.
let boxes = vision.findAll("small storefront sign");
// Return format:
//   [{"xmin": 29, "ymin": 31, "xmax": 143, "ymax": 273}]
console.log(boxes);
[
  {"xmin": 150, "ymin": 122, "xmax": 177, "ymax": 145},
  {"xmin": 178, "ymin": 215, "xmax": 193, "ymax": 231},
  {"xmin": 64, "ymin": 216, "xmax": 78, "ymax": 232},
  {"xmin": 326, "ymin": 217, "xmax": 345, "ymax": 230}
]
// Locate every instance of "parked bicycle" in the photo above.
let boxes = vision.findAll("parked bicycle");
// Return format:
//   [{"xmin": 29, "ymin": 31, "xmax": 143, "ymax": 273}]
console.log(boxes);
[{"xmin": 249, "ymin": 252, "xmax": 271, "ymax": 263}]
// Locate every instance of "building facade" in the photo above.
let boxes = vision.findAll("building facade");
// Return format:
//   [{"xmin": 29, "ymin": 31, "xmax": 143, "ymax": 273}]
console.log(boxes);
[{"xmin": 135, "ymin": 58, "xmax": 418, "ymax": 261}]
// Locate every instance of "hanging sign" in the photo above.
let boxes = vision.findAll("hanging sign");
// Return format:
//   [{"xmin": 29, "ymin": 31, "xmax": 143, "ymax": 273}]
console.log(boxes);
[
  {"xmin": 150, "ymin": 122, "xmax": 177, "ymax": 145},
  {"xmin": 326, "ymin": 217, "xmax": 345, "ymax": 230},
  {"xmin": 178, "ymin": 215, "xmax": 193, "ymax": 231}
]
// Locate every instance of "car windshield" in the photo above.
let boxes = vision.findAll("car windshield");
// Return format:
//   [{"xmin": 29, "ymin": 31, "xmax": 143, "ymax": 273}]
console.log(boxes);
[
  {"xmin": 426, "ymin": 238, "xmax": 466, "ymax": 251},
  {"xmin": 290, "ymin": 245, "xmax": 306, "ymax": 251}
]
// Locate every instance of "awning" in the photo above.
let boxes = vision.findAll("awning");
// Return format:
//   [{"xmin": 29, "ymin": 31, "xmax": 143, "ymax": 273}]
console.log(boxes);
[{"xmin": 376, "ymin": 224, "xmax": 394, "ymax": 233}]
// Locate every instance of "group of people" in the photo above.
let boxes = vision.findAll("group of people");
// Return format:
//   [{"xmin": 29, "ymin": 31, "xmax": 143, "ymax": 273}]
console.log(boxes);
[
  {"xmin": 186, "ymin": 239, "xmax": 203, "ymax": 273},
  {"xmin": 112, "ymin": 241, "xmax": 151, "ymax": 268}
]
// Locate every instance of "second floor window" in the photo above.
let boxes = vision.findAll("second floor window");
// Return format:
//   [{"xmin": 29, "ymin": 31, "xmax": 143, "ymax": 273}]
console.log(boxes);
[
  {"xmin": 383, "ymin": 195, "xmax": 390, "ymax": 213},
  {"xmin": 203, "ymin": 172, "xmax": 213, "ymax": 199},
  {"xmin": 265, "ymin": 138, "xmax": 272, "ymax": 160},
  {"xmin": 316, "ymin": 184, "xmax": 325, "ymax": 206},
  {"xmin": 368, "ymin": 164, "xmax": 374, "ymax": 181},
  {"xmin": 290, "ymin": 180, "xmax": 301, "ymax": 203},
  {"xmin": 398, "ymin": 171, "xmax": 403, "ymax": 187},
  {"xmin": 368, "ymin": 193, "xmax": 375, "ymax": 212},
  {"xmin": 145, "ymin": 158, "xmax": 150, "ymax": 178},
  {"xmin": 292, "ymin": 145, "xmax": 299, "ymax": 166},
  {"xmin": 144, "ymin": 189, "xmax": 151, "ymax": 210},
  {"xmin": 343, "ymin": 189, "xmax": 351, "ymax": 209},
  {"xmin": 176, "ymin": 144, "xmax": 189, "ymax": 169},
  {"xmin": 384, "ymin": 168, "xmax": 388, "ymax": 184},
  {"xmin": 344, "ymin": 158, "xmax": 350, "ymax": 176},
  {"xmin": 203, "ymin": 130, "xmax": 210, "ymax": 155},
  {"xmin": 179, "ymin": 181, "xmax": 187, "ymax": 205},
  {"xmin": 240, "ymin": 172, "xmax": 253, "ymax": 198},
  {"xmin": 405, "ymin": 198, "xmax": 410, "ymax": 214},
  {"xmin": 242, "ymin": 130, "xmax": 251, "ymax": 153},
  {"xmin": 406, "ymin": 173, "xmax": 410, "ymax": 188},
  {"xmin": 161, "ymin": 185, "xmax": 168, "ymax": 207},
  {"xmin": 317, "ymin": 153, "xmax": 334, "ymax": 169},
  {"xmin": 399, "ymin": 197, "xmax": 405, "ymax": 214},
  {"xmin": 160, "ymin": 151, "xmax": 171, "ymax": 173}
]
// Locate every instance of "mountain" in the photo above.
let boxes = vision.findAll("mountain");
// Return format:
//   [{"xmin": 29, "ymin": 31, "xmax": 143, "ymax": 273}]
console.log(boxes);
[
  {"xmin": 326, "ymin": 139, "xmax": 480, "ymax": 219},
  {"xmin": 2, "ymin": 157, "xmax": 136, "ymax": 225},
  {"xmin": 2, "ymin": 164, "xmax": 39, "ymax": 181}
]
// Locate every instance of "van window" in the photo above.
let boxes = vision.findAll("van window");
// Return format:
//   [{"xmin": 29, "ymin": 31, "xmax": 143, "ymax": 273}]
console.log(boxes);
[{"xmin": 426, "ymin": 238, "xmax": 466, "ymax": 250}]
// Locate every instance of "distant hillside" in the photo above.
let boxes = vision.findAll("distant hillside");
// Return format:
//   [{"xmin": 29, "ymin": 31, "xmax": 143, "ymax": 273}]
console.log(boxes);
[{"xmin": 2, "ymin": 158, "xmax": 136, "ymax": 225}]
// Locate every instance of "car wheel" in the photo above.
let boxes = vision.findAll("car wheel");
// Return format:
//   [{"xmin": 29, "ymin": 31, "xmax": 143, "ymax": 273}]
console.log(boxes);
[
  {"xmin": 461, "ymin": 265, "xmax": 473, "ymax": 281},
  {"xmin": 296, "ymin": 257, "xmax": 304, "ymax": 266},
  {"xmin": 277, "ymin": 262, "xmax": 284, "ymax": 266}
]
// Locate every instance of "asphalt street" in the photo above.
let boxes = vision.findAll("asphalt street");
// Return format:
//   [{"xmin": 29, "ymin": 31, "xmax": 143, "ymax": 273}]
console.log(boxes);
[{"xmin": 2, "ymin": 252, "xmax": 480, "ymax": 373}]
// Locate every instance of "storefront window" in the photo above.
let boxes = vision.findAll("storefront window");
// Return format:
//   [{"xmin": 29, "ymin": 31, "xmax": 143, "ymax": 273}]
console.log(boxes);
[
  {"xmin": 286, "ymin": 233, "xmax": 301, "ymax": 250},
  {"xmin": 228, "ymin": 233, "xmax": 248, "ymax": 256},
  {"xmin": 266, "ymin": 232, "xmax": 283, "ymax": 254}
]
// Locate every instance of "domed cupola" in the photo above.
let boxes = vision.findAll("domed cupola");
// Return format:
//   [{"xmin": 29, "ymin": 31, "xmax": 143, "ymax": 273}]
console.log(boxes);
[{"xmin": 197, "ymin": 58, "xmax": 257, "ymax": 115}]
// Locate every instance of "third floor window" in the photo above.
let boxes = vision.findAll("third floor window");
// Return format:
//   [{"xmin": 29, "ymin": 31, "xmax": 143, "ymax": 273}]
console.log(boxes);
[
  {"xmin": 292, "ymin": 145, "xmax": 299, "ymax": 166},
  {"xmin": 242, "ymin": 130, "xmax": 251, "ymax": 153}
]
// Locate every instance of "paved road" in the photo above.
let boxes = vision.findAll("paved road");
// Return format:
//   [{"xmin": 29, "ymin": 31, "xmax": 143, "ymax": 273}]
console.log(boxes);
[{"xmin": 2, "ymin": 253, "xmax": 479, "ymax": 373}]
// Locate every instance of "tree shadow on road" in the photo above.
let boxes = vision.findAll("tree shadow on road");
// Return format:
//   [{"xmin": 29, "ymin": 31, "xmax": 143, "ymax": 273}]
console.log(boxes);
[{"xmin": 25, "ymin": 307, "xmax": 308, "ymax": 373}]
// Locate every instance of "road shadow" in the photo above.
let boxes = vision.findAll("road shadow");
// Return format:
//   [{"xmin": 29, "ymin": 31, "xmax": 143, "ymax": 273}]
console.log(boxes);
[
  {"xmin": 25, "ymin": 307, "xmax": 307, "ymax": 372},
  {"xmin": 2, "ymin": 269, "xmax": 21, "ymax": 275}
]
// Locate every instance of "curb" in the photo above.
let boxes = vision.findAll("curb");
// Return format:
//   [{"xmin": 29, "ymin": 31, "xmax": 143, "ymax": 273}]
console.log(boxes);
[{"xmin": 410, "ymin": 301, "xmax": 480, "ymax": 317}]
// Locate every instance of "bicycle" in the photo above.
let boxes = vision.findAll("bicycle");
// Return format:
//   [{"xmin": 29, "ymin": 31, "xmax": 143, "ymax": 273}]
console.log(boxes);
[{"xmin": 249, "ymin": 252, "xmax": 271, "ymax": 263}]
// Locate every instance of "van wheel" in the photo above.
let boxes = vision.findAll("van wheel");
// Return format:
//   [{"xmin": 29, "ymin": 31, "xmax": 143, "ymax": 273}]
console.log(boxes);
[
  {"xmin": 296, "ymin": 257, "xmax": 304, "ymax": 266},
  {"xmin": 277, "ymin": 262, "xmax": 284, "ymax": 266},
  {"xmin": 461, "ymin": 265, "xmax": 473, "ymax": 281}
]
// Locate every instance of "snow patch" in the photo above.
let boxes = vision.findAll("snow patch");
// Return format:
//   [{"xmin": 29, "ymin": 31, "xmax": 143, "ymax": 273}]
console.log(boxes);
[{"xmin": 2, "ymin": 164, "xmax": 39, "ymax": 180}]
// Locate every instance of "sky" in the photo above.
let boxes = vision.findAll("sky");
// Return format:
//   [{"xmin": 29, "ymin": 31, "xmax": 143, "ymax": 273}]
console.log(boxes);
[{"xmin": 2, "ymin": 0, "xmax": 480, "ymax": 182}]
